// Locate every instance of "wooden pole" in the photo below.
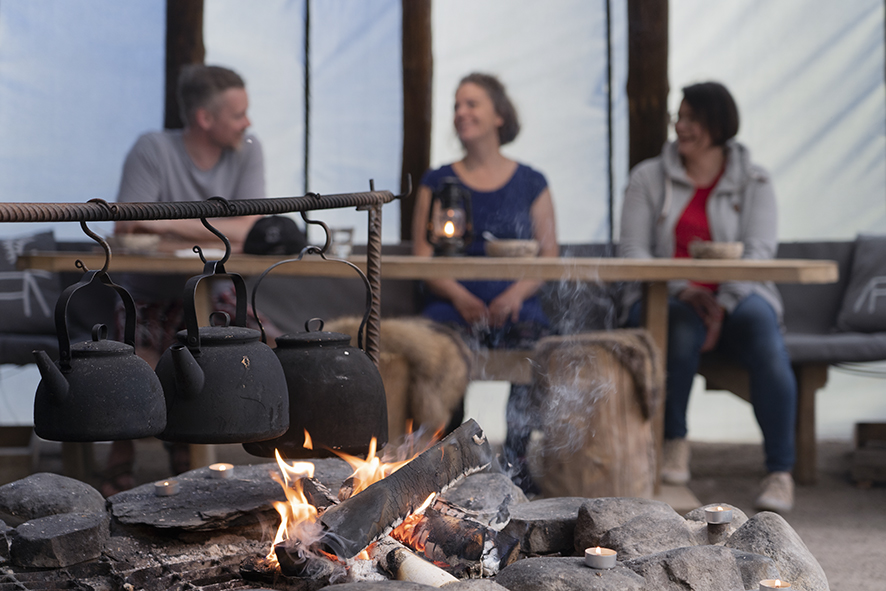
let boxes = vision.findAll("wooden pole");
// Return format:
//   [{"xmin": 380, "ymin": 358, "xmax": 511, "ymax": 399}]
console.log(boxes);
[
  {"xmin": 627, "ymin": 0, "xmax": 669, "ymax": 168},
  {"xmin": 164, "ymin": 0, "xmax": 205, "ymax": 130},
  {"xmin": 400, "ymin": 0, "xmax": 433, "ymax": 241}
]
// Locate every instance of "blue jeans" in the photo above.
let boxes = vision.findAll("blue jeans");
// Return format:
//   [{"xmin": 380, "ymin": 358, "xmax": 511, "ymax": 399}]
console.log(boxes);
[{"xmin": 627, "ymin": 293, "xmax": 797, "ymax": 472}]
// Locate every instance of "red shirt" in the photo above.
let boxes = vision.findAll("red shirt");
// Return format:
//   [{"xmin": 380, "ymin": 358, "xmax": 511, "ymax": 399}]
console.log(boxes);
[{"xmin": 674, "ymin": 172, "xmax": 723, "ymax": 291}]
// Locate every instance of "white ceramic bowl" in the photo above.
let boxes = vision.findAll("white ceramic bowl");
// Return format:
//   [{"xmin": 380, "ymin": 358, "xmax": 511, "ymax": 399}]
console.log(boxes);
[
  {"xmin": 688, "ymin": 241, "xmax": 744, "ymax": 260},
  {"xmin": 107, "ymin": 234, "xmax": 161, "ymax": 254},
  {"xmin": 485, "ymin": 239, "xmax": 540, "ymax": 258}
]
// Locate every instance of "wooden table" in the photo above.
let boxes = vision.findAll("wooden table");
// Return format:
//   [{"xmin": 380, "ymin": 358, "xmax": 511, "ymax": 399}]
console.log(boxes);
[{"xmin": 20, "ymin": 251, "xmax": 839, "ymax": 360}]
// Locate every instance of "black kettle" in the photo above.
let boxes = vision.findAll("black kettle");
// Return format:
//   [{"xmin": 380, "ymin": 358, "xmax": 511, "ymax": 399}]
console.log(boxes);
[
  {"xmin": 242, "ymin": 250, "xmax": 388, "ymax": 459},
  {"xmin": 33, "ymin": 269, "xmax": 166, "ymax": 441},
  {"xmin": 155, "ymin": 261, "xmax": 290, "ymax": 444}
]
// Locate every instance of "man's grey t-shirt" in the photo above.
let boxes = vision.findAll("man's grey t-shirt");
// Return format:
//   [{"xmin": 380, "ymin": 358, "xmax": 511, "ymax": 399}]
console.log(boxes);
[{"xmin": 115, "ymin": 130, "xmax": 265, "ymax": 300}]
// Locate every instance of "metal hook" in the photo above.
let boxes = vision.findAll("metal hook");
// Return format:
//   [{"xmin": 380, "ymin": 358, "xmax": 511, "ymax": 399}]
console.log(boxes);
[
  {"xmin": 300, "ymin": 210, "xmax": 332, "ymax": 254},
  {"xmin": 76, "ymin": 220, "xmax": 111, "ymax": 273},
  {"xmin": 193, "ymin": 197, "xmax": 233, "ymax": 265}
]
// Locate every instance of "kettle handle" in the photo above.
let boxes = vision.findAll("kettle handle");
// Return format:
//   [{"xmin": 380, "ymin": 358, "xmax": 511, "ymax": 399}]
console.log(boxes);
[
  {"xmin": 53, "ymin": 270, "xmax": 138, "ymax": 372},
  {"xmin": 250, "ymin": 245, "xmax": 374, "ymax": 351},
  {"xmin": 181, "ymin": 267, "xmax": 249, "ymax": 354}
]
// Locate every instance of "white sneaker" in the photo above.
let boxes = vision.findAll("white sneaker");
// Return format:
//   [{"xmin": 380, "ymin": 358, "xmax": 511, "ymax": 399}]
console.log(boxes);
[
  {"xmin": 661, "ymin": 438, "xmax": 691, "ymax": 485},
  {"xmin": 755, "ymin": 471, "xmax": 794, "ymax": 513}
]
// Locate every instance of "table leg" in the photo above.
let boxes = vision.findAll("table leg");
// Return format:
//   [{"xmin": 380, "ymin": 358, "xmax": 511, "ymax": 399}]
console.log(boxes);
[{"xmin": 642, "ymin": 281, "xmax": 668, "ymax": 494}]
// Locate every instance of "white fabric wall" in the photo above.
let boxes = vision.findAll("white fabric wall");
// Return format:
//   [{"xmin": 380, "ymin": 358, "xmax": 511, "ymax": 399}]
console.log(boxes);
[
  {"xmin": 206, "ymin": 0, "xmax": 403, "ymax": 245},
  {"xmin": 431, "ymin": 0, "xmax": 629, "ymax": 244},
  {"xmin": 670, "ymin": 0, "xmax": 886, "ymax": 240},
  {"xmin": 0, "ymin": 0, "xmax": 165, "ymax": 241}
]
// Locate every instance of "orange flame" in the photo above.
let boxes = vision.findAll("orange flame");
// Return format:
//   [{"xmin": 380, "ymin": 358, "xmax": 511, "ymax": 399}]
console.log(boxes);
[
  {"xmin": 334, "ymin": 437, "xmax": 414, "ymax": 497},
  {"xmin": 267, "ymin": 427, "xmax": 444, "ymax": 565},
  {"xmin": 267, "ymin": 450, "xmax": 320, "ymax": 563},
  {"xmin": 304, "ymin": 430, "xmax": 313, "ymax": 450}
]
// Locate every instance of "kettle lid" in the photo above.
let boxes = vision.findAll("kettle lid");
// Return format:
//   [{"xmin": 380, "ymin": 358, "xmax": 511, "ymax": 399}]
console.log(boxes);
[
  {"xmin": 175, "ymin": 325, "xmax": 261, "ymax": 345},
  {"xmin": 275, "ymin": 330, "xmax": 351, "ymax": 349},
  {"xmin": 70, "ymin": 324, "xmax": 134, "ymax": 357}
]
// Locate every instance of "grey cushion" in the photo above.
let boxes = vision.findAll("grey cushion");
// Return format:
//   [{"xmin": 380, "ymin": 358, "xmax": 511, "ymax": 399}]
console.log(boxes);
[
  {"xmin": 776, "ymin": 241, "xmax": 855, "ymax": 334},
  {"xmin": 784, "ymin": 331, "xmax": 886, "ymax": 364},
  {"xmin": 0, "ymin": 231, "xmax": 60, "ymax": 336},
  {"xmin": 836, "ymin": 235, "xmax": 886, "ymax": 332}
]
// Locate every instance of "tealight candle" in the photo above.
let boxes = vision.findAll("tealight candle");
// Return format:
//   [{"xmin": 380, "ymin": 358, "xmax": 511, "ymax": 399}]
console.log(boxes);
[
  {"xmin": 154, "ymin": 479, "xmax": 180, "ymax": 496},
  {"xmin": 584, "ymin": 546, "xmax": 617, "ymax": 569},
  {"xmin": 209, "ymin": 463, "xmax": 234, "ymax": 479},
  {"xmin": 704, "ymin": 505, "xmax": 733, "ymax": 525},
  {"xmin": 760, "ymin": 579, "xmax": 791, "ymax": 590}
]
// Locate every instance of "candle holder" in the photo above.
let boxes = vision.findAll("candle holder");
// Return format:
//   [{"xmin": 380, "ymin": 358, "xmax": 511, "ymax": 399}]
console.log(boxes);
[
  {"xmin": 426, "ymin": 177, "xmax": 473, "ymax": 257},
  {"xmin": 154, "ymin": 479, "xmax": 180, "ymax": 496},
  {"xmin": 759, "ymin": 579, "xmax": 791, "ymax": 590},
  {"xmin": 584, "ymin": 547, "xmax": 617, "ymax": 569},
  {"xmin": 704, "ymin": 505, "xmax": 733, "ymax": 525},
  {"xmin": 209, "ymin": 463, "xmax": 234, "ymax": 479}
]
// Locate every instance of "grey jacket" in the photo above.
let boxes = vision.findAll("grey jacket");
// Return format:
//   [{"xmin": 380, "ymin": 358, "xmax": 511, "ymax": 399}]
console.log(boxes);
[{"xmin": 619, "ymin": 140, "xmax": 783, "ymax": 321}]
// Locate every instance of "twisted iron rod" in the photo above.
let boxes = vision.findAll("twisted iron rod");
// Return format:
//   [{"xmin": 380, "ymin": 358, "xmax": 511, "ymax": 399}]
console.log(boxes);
[{"xmin": 0, "ymin": 190, "xmax": 397, "ymax": 223}]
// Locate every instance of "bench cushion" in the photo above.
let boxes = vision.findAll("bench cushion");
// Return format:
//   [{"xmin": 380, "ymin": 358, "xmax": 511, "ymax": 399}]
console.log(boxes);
[
  {"xmin": 784, "ymin": 331, "xmax": 886, "ymax": 364},
  {"xmin": 836, "ymin": 234, "xmax": 886, "ymax": 332}
]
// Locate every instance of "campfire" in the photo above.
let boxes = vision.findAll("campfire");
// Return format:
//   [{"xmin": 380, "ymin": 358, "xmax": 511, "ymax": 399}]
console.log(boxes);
[{"xmin": 245, "ymin": 419, "xmax": 518, "ymax": 586}]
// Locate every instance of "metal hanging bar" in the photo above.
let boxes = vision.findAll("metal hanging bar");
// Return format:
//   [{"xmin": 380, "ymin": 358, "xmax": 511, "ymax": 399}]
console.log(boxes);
[{"xmin": 0, "ymin": 189, "xmax": 400, "ymax": 223}]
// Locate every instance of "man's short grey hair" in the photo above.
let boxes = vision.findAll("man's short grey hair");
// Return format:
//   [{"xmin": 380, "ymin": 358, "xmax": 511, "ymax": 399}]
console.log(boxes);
[{"xmin": 177, "ymin": 64, "xmax": 245, "ymax": 126}]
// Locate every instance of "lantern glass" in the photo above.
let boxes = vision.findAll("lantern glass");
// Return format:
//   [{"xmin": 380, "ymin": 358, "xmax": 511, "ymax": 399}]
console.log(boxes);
[{"xmin": 426, "ymin": 177, "xmax": 473, "ymax": 256}]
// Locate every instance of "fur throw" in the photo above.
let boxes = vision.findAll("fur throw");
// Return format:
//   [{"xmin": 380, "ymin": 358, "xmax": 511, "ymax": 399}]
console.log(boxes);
[{"xmin": 324, "ymin": 317, "xmax": 472, "ymax": 439}]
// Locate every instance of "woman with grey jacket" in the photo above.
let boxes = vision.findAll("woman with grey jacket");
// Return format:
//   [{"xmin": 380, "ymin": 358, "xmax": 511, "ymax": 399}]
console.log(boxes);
[{"xmin": 621, "ymin": 82, "xmax": 797, "ymax": 513}]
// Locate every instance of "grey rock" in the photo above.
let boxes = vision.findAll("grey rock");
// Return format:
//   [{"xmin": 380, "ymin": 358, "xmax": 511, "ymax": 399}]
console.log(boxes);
[
  {"xmin": 318, "ymin": 582, "xmax": 435, "ymax": 591},
  {"xmin": 441, "ymin": 473, "xmax": 528, "ymax": 528},
  {"xmin": 495, "ymin": 556, "xmax": 645, "ymax": 591},
  {"xmin": 0, "ymin": 472, "xmax": 105, "ymax": 526},
  {"xmin": 725, "ymin": 512, "xmax": 830, "ymax": 591},
  {"xmin": 0, "ymin": 518, "xmax": 12, "ymax": 560},
  {"xmin": 574, "ymin": 497, "xmax": 689, "ymax": 557},
  {"xmin": 502, "ymin": 497, "xmax": 590, "ymax": 556},
  {"xmin": 109, "ymin": 458, "xmax": 353, "ymax": 532},
  {"xmin": 599, "ymin": 511, "xmax": 697, "ymax": 560},
  {"xmin": 623, "ymin": 545, "xmax": 779, "ymax": 591},
  {"xmin": 10, "ymin": 512, "xmax": 109, "ymax": 568},
  {"xmin": 444, "ymin": 579, "xmax": 511, "ymax": 591},
  {"xmin": 683, "ymin": 503, "xmax": 748, "ymax": 545}
]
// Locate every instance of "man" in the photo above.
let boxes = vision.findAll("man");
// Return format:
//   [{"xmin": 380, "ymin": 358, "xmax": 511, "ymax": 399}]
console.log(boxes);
[{"xmin": 102, "ymin": 65, "xmax": 264, "ymax": 496}]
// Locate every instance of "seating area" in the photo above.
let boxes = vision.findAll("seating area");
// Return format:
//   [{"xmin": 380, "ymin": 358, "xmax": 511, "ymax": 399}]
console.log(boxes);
[{"xmin": 3, "ymin": 234, "xmax": 886, "ymax": 489}]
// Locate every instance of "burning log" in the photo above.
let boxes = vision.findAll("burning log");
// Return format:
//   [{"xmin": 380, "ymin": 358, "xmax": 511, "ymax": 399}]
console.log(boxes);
[
  {"xmin": 370, "ymin": 535, "xmax": 458, "ymax": 587},
  {"xmin": 319, "ymin": 420, "xmax": 493, "ymax": 558},
  {"xmin": 391, "ymin": 507, "xmax": 520, "ymax": 577}
]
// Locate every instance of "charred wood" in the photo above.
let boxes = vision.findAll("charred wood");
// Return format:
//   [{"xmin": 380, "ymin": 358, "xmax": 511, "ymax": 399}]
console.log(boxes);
[
  {"xmin": 369, "ymin": 535, "xmax": 458, "ymax": 587},
  {"xmin": 319, "ymin": 420, "xmax": 493, "ymax": 558},
  {"xmin": 393, "ymin": 507, "xmax": 520, "ymax": 577}
]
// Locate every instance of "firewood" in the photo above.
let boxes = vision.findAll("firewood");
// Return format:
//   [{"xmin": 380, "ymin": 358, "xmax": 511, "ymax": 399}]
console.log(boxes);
[
  {"xmin": 393, "ymin": 507, "xmax": 520, "ymax": 577},
  {"xmin": 300, "ymin": 476, "xmax": 339, "ymax": 513},
  {"xmin": 369, "ymin": 536, "xmax": 458, "ymax": 587},
  {"xmin": 319, "ymin": 420, "xmax": 493, "ymax": 558}
]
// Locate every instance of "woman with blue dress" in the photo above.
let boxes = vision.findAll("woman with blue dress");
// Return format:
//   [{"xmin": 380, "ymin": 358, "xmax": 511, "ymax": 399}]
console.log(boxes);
[{"xmin": 411, "ymin": 73, "xmax": 558, "ymax": 493}]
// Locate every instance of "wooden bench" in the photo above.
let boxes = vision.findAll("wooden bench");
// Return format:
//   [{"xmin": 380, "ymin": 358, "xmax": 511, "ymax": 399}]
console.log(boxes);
[{"xmin": 700, "ymin": 239, "xmax": 886, "ymax": 485}]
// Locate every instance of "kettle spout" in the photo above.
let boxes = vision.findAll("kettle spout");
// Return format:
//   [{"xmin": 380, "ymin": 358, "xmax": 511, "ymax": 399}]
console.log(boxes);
[
  {"xmin": 33, "ymin": 350, "xmax": 69, "ymax": 402},
  {"xmin": 171, "ymin": 344, "xmax": 204, "ymax": 398}
]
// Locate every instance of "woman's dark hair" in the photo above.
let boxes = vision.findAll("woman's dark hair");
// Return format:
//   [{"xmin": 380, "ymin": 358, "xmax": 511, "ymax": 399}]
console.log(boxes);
[
  {"xmin": 681, "ymin": 82, "xmax": 740, "ymax": 146},
  {"xmin": 459, "ymin": 72, "xmax": 521, "ymax": 145}
]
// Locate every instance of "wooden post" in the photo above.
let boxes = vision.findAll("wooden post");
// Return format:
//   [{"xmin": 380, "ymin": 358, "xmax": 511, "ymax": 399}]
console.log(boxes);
[
  {"xmin": 400, "ymin": 0, "xmax": 433, "ymax": 241},
  {"xmin": 165, "ymin": 0, "xmax": 205, "ymax": 130},
  {"xmin": 627, "ymin": 0, "xmax": 669, "ymax": 168}
]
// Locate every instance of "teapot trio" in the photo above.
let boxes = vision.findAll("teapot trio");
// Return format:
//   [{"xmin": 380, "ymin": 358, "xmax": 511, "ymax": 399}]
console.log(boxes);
[{"xmin": 32, "ymin": 250, "xmax": 388, "ymax": 459}]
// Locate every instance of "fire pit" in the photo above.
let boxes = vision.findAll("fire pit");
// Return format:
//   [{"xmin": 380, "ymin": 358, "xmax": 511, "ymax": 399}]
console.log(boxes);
[{"xmin": 0, "ymin": 421, "xmax": 830, "ymax": 591}]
